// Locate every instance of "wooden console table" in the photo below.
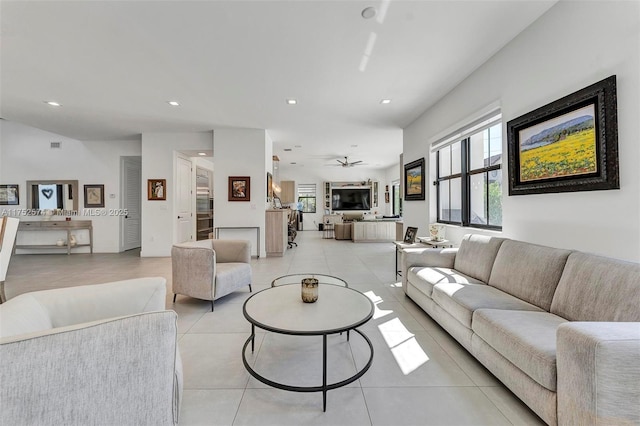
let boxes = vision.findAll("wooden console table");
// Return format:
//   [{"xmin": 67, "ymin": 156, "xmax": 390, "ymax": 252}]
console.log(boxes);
[{"xmin": 16, "ymin": 220, "xmax": 93, "ymax": 255}]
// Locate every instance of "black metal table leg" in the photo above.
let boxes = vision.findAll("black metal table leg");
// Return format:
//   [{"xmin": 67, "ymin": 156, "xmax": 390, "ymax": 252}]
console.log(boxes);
[
  {"xmin": 323, "ymin": 334, "xmax": 327, "ymax": 412},
  {"xmin": 251, "ymin": 324, "xmax": 255, "ymax": 353}
]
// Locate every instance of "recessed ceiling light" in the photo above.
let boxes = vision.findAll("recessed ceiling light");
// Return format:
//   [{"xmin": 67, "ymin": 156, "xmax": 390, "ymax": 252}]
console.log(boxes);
[
  {"xmin": 351, "ymin": 144, "xmax": 358, "ymax": 148},
  {"xmin": 198, "ymin": 152, "xmax": 207, "ymax": 156},
  {"xmin": 167, "ymin": 101, "xmax": 180, "ymax": 106},
  {"xmin": 361, "ymin": 7, "xmax": 377, "ymax": 19},
  {"xmin": 44, "ymin": 101, "xmax": 61, "ymax": 107},
  {"xmin": 294, "ymin": 145, "xmax": 302, "ymax": 148},
  {"xmin": 380, "ymin": 99, "xmax": 391, "ymax": 104},
  {"xmin": 286, "ymin": 99, "xmax": 297, "ymax": 105}
]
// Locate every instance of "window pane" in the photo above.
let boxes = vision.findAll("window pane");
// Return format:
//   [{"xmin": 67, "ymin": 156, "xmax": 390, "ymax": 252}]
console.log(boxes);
[
  {"xmin": 393, "ymin": 184, "xmax": 401, "ymax": 215},
  {"xmin": 450, "ymin": 177, "xmax": 462, "ymax": 223},
  {"xmin": 489, "ymin": 123, "xmax": 502, "ymax": 165},
  {"xmin": 470, "ymin": 173, "xmax": 488, "ymax": 225},
  {"xmin": 451, "ymin": 142, "xmax": 462, "ymax": 174},
  {"xmin": 469, "ymin": 130, "xmax": 488, "ymax": 170},
  {"xmin": 438, "ymin": 180, "xmax": 450, "ymax": 222},
  {"xmin": 439, "ymin": 147, "xmax": 451, "ymax": 177},
  {"xmin": 298, "ymin": 196, "xmax": 316, "ymax": 213},
  {"xmin": 488, "ymin": 169, "xmax": 502, "ymax": 226}
]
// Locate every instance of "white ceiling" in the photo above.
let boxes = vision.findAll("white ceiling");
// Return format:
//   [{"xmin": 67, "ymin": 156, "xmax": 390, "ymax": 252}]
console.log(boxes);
[{"xmin": 0, "ymin": 0, "xmax": 556, "ymax": 170}]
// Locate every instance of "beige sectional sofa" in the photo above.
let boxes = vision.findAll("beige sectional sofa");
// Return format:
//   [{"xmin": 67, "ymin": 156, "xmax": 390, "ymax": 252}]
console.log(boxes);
[
  {"xmin": 401, "ymin": 234, "xmax": 640, "ymax": 425},
  {"xmin": 0, "ymin": 277, "xmax": 182, "ymax": 425}
]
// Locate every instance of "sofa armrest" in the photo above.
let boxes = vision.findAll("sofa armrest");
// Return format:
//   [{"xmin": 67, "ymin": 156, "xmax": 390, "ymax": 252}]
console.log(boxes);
[
  {"xmin": 0, "ymin": 311, "xmax": 181, "ymax": 425},
  {"xmin": 557, "ymin": 322, "xmax": 640, "ymax": 425},
  {"xmin": 3, "ymin": 277, "xmax": 167, "ymax": 333},
  {"xmin": 172, "ymin": 244, "xmax": 215, "ymax": 301},
  {"xmin": 212, "ymin": 239, "xmax": 251, "ymax": 263},
  {"xmin": 401, "ymin": 247, "xmax": 458, "ymax": 291}
]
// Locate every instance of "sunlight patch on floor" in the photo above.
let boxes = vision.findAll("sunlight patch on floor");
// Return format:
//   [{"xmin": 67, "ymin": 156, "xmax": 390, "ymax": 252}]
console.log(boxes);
[
  {"xmin": 365, "ymin": 291, "xmax": 429, "ymax": 376},
  {"xmin": 364, "ymin": 290, "xmax": 393, "ymax": 320},
  {"xmin": 390, "ymin": 337, "xmax": 430, "ymax": 375}
]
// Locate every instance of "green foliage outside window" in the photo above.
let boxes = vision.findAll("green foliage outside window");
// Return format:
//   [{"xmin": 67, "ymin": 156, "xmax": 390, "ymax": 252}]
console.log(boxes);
[{"xmin": 298, "ymin": 196, "xmax": 316, "ymax": 213}]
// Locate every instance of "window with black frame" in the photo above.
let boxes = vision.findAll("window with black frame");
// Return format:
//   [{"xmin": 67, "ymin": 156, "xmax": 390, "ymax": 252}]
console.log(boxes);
[
  {"xmin": 297, "ymin": 184, "xmax": 316, "ymax": 213},
  {"xmin": 434, "ymin": 118, "xmax": 502, "ymax": 230}
]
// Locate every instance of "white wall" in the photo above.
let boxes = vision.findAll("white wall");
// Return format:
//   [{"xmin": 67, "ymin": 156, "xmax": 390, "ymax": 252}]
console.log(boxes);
[
  {"xmin": 140, "ymin": 132, "xmax": 213, "ymax": 257},
  {"xmin": 403, "ymin": 1, "xmax": 640, "ymax": 261},
  {"xmin": 0, "ymin": 120, "xmax": 141, "ymax": 252},
  {"xmin": 279, "ymin": 165, "xmax": 392, "ymax": 231},
  {"xmin": 213, "ymin": 128, "xmax": 271, "ymax": 257}
]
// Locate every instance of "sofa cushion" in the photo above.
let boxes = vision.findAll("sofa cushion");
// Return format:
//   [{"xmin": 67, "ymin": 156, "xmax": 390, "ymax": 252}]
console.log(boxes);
[
  {"xmin": 550, "ymin": 252, "xmax": 640, "ymax": 321},
  {"xmin": 407, "ymin": 267, "xmax": 483, "ymax": 298},
  {"xmin": 473, "ymin": 309, "xmax": 568, "ymax": 391},
  {"xmin": 454, "ymin": 234, "xmax": 506, "ymax": 283},
  {"xmin": 488, "ymin": 240, "xmax": 571, "ymax": 311},
  {"xmin": 215, "ymin": 263, "xmax": 251, "ymax": 299},
  {"xmin": 432, "ymin": 283, "xmax": 543, "ymax": 329}
]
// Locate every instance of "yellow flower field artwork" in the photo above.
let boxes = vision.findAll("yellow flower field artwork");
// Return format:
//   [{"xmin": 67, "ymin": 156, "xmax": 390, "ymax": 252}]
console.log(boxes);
[{"xmin": 520, "ymin": 128, "xmax": 597, "ymax": 182}]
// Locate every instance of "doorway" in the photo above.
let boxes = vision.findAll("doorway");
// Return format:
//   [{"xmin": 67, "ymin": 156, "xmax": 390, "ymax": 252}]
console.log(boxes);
[
  {"xmin": 120, "ymin": 156, "xmax": 142, "ymax": 251},
  {"xmin": 176, "ymin": 156, "xmax": 194, "ymax": 244}
]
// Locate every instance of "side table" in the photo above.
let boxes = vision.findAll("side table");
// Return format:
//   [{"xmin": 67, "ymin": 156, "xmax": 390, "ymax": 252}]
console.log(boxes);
[
  {"xmin": 322, "ymin": 223, "xmax": 335, "ymax": 239},
  {"xmin": 393, "ymin": 241, "xmax": 429, "ymax": 279}
]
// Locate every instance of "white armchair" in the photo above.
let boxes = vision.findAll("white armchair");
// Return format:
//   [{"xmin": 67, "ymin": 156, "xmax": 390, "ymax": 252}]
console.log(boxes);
[
  {"xmin": 0, "ymin": 277, "xmax": 182, "ymax": 426},
  {"xmin": 0, "ymin": 216, "xmax": 19, "ymax": 303},
  {"xmin": 171, "ymin": 239, "xmax": 252, "ymax": 311}
]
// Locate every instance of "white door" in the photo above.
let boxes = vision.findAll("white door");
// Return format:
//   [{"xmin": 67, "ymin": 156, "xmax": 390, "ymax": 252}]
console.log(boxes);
[
  {"xmin": 176, "ymin": 157, "xmax": 193, "ymax": 243},
  {"xmin": 121, "ymin": 156, "xmax": 142, "ymax": 251}
]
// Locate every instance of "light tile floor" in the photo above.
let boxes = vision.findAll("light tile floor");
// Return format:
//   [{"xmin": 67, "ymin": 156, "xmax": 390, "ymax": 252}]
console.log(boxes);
[{"xmin": 5, "ymin": 231, "xmax": 545, "ymax": 425}]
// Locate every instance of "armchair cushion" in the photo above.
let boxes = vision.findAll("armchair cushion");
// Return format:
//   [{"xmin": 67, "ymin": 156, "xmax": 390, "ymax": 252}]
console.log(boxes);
[{"xmin": 215, "ymin": 263, "xmax": 252, "ymax": 298}]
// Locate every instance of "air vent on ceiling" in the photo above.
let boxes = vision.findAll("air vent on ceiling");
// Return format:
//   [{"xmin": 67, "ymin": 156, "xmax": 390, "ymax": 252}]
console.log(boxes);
[
  {"xmin": 283, "ymin": 148, "xmax": 292, "ymax": 152},
  {"xmin": 50, "ymin": 141, "xmax": 62, "ymax": 149}
]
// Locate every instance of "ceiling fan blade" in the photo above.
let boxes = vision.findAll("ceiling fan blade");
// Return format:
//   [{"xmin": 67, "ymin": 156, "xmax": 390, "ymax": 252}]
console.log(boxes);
[
  {"xmin": 336, "ymin": 159, "xmax": 346, "ymax": 165},
  {"xmin": 351, "ymin": 160, "xmax": 363, "ymax": 165}
]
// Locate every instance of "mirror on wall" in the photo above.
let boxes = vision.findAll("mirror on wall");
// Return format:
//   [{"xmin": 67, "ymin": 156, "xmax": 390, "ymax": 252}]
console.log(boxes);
[{"xmin": 26, "ymin": 180, "xmax": 79, "ymax": 212}]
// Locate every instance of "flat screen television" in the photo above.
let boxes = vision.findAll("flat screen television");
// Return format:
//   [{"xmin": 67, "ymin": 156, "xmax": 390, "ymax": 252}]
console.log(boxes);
[{"xmin": 331, "ymin": 188, "xmax": 371, "ymax": 211}]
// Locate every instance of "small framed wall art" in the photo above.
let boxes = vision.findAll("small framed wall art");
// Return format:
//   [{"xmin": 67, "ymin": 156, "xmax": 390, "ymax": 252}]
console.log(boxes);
[
  {"xmin": 0, "ymin": 184, "xmax": 19, "ymax": 205},
  {"xmin": 148, "ymin": 179, "xmax": 167, "ymax": 201},
  {"xmin": 404, "ymin": 158, "xmax": 425, "ymax": 201},
  {"xmin": 84, "ymin": 184, "xmax": 105, "ymax": 208},
  {"xmin": 229, "ymin": 176, "xmax": 250, "ymax": 202},
  {"xmin": 267, "ymin": 172, "xmax": 273, "ymax": 201}
]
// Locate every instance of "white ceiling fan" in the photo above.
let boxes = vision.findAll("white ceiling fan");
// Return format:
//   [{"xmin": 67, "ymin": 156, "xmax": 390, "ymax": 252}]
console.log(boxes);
[{"xmin": 336, "ymin": 156, "xmax": 364, "ymax": 167}]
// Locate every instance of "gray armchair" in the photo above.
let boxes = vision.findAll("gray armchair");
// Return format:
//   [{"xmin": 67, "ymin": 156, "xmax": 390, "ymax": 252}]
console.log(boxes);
[
  {"xmin": 0, "ymin": 277, "xmax": 182, "ymax": 426},
  {"xmin": 171, "ymin": 239, "xmax": 252, "ymax": 311}
]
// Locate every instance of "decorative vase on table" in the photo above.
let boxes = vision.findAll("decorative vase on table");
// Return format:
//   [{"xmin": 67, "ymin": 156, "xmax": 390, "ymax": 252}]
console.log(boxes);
[
  {"xmin": 301, "ymin": 278, "xmax": 319, "ymax": 303},
  {"xmin": 429, "ymin": 224, "xmax": 446, "ymax": 242},
  {"xmin": 69, "ymin": 235, "xmax": 77, "ymax": 247}
]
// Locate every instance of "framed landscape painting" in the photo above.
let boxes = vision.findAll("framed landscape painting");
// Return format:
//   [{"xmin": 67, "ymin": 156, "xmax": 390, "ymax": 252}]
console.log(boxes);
[
  {"xmin": 507, "ymin": 75, "xmax": 619, "ymax": 196},
  {"xmin": 404, "ymin": 158, "xmax": 425, "ymax": 201},
  {"xmin": 267, "ymin": 172, "xmax": 273, "ymax": 202}
]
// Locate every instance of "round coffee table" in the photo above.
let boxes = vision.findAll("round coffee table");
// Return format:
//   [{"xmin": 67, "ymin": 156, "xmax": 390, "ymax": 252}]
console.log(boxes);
[{"xmin": 242, "ymin": 280, "xmax": 374, "ymax": 411}]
